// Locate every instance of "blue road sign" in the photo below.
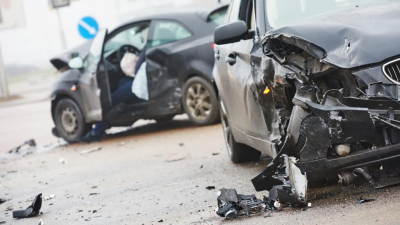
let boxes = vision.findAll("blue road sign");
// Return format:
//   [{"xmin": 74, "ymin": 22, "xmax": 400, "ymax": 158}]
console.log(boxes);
[{"xmin": 78, "ymin": 16, "xmax": 99, "ymax": 39}]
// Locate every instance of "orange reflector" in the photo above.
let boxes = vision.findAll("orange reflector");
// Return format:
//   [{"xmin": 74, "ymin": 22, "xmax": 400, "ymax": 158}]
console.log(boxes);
[
  {"xmin": 71, "ymin": 85, "xmax": 77, "ymax": 91},
  {"xmin": 264, "ymin": 87, "xmax": 271, "ymax": 95}
]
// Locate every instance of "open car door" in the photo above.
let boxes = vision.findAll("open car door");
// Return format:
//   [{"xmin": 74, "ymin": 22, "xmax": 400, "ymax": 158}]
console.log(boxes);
[{"xmin": 80, "ymin": 29, "xmax": 112, "ymax": 122}]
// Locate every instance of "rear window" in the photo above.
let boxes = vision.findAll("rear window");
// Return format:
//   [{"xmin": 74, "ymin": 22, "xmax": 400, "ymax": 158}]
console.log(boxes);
[{"xmin": 208, "ymin": 7, "xmax": 228, "ymax": 26}]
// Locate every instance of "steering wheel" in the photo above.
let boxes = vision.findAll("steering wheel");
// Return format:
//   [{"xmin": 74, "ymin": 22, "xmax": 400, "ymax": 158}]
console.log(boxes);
[{"xmin": 116, "ymin": 44, "xmax": 140, "ymax": 62}]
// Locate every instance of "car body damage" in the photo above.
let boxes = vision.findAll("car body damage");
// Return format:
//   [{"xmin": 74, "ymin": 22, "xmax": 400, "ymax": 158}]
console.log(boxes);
[
  {"xmin": 214, "ymin": 0, "xmax": 400, "ymax": 208},
  {"xmin": 251, "ymin": 4, "xmax": 400, "ymax": 205}
]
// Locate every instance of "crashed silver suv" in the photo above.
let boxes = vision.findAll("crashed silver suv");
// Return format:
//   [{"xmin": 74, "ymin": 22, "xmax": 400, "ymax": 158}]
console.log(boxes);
[{"xmin": 213, "ymin": 0, "xmax": 400, "ymax": 206}]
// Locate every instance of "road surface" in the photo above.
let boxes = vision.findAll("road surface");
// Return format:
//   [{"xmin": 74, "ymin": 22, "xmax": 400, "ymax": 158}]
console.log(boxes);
[{"xmin": 1, "ymin": 99, "xmax": 400, "ymax": 225}]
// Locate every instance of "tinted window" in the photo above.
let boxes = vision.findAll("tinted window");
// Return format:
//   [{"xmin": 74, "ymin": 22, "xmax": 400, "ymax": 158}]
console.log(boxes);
[
  {"xmin": 208, "ymin": 7, "xmax": 228, "ymax": 26},
  {"xmin": 150, "ymin": 21, "xmax": 192, "ymax": 47},
  {"xmin": 85, "ymin": 29, "xmax": 107, "ymax": 70},
  {"xmin": 105, "ymin": 23, "xmax": 149, "ymax": 52}
]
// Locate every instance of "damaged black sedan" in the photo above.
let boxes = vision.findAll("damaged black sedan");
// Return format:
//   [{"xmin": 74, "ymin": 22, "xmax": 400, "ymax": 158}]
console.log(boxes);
[{"xmin": 214, "ymin": 0, "xmax": 400, "ymax": 206}]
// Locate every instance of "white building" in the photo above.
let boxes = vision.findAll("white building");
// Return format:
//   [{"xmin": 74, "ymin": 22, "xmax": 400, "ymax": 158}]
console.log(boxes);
[{"xmin": 0, "ymin": 0, "xmax": 228, "ymax": 72}]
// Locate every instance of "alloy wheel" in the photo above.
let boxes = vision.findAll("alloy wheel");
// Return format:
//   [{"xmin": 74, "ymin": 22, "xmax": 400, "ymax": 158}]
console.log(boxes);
[{"xmin": 186, "ymin": 83, "xmax": 213, "ymax": 121}]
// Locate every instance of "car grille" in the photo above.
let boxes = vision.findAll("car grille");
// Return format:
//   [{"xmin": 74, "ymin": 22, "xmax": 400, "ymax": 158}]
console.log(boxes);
[{"xmin": 383, "ymin": 59, "xmax": 400, "ymax": 84}]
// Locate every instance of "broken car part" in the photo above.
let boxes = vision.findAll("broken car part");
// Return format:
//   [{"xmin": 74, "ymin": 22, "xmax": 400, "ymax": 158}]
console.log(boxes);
[
  {"xmin": 252, "ymin": 155, "xmax": 307, "ymax": 206},
  {"xmin": 216, "ymin": 189, "xmax": 270, "ymax": 219},
  {"xmin": 9, "ymin": 139, "xmax": 36, "ymax": 154},
  {"xmin": 13, "ymin": 193, "xmax": 42, "ymax": 219}
]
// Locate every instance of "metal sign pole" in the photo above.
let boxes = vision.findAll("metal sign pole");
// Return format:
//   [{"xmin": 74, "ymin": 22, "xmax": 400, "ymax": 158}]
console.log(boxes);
[
  {"xmin": 56, "ymin": 8, "xmax": 67, "ymax": 50},
  {"xmin": 0, "ymin": 43, "xmax": 9, "ymax": 98}
]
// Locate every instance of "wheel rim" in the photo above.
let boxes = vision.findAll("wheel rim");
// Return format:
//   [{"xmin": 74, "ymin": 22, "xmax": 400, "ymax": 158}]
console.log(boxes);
[
  {"xmin": 186, "ymin": 83, "xmax": 212, "ymax": 121},
  {"xmin": 60, "ymin": 107, "xmax": 78, "ymax": 134},
  {"xmin": 220, "ymin": 101, "xmax": 233, "ymax": 156}
]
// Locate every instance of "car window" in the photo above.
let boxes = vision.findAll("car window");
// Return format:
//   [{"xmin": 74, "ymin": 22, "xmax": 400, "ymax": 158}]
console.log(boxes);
[
  {"xmin": 84, "ymin": 29, "xmax": 107, "ymax": 70},
  {"xmin": 208, "ymin": 7, "xmax": 228, "ymax": 26},
  {"xmin": 149, "ymin": 21, "xmax": 192, "ymax": 48},
  {"xmin": 226, "ymin": 0, "xmax": 243, "ymax": 23},
  {"xmin": 104, "ymin": 23, "xmax": 149, "ymax": 53}
]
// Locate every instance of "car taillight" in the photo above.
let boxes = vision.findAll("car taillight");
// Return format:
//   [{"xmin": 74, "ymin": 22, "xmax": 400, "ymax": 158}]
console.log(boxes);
[{"xmin": 211, "ymin": 43, "xmax": 215, "ymax": 50}]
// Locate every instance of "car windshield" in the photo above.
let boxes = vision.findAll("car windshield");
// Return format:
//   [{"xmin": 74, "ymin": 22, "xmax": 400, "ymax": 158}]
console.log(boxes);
[{"xmin": 265, "ymin": 0, "xmax": 391, "ymax": 29}]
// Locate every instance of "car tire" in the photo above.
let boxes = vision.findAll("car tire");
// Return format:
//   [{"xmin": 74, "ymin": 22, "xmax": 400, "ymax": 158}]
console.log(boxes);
[
  {"xmin": 182, "ymin": 77, "xmax": 220, "ymax": 126},
  {"xmin": 54, "ymin": 98, "xmax": 91, "ymax": 143},
  {"xmin": 220, "ymin": 98, "xmax": 261, "ymax": 163}
]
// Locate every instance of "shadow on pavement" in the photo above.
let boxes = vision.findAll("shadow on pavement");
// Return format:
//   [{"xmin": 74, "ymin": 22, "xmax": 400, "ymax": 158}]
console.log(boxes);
[{"xmin": 105, "ymin": 118, "xmax": 201, "ymax": 140}]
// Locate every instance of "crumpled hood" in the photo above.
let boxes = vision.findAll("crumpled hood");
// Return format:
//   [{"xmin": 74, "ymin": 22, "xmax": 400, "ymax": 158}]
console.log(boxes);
[
  {"xmin": 50, "ymin": 40, "xmax": 92, "ymax": 71},
  {"xmin": 264, "ymin": 1, "xmax": 400, "ymax": 69}
]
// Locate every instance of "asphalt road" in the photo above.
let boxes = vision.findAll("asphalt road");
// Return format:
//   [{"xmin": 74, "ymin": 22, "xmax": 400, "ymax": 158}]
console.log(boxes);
[{"xmin": 1, "ymin": 100, "xmax": 400, "ymax": 225}]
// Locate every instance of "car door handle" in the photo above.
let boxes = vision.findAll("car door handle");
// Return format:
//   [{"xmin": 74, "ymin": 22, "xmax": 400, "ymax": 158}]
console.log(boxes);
[
  {"xmin": 225, "ymin": 54, "xmax": 236, "ymax": 65},
  {"xmin": 215, "ymin": 52, "xmax": 220, "ymax": 60}
]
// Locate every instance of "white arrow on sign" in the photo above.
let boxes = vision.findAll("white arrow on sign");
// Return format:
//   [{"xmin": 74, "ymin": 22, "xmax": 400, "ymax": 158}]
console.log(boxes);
[{"xmin": 79, "ymin": 20, "xmax": 97, "ymax": 35}]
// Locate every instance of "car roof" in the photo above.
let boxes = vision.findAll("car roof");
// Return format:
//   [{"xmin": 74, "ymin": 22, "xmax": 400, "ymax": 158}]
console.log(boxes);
[{"xmin": 115, "ymin": 3, "xmax": 228, "ymax": 30}]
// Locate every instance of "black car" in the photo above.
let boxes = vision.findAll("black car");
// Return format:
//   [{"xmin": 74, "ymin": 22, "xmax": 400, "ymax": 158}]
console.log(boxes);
[
  {"xmin": 214, "ymin": 0, "xmax": 400, "ymax": 205},
  {"xmin": 50, "ymin": 4, "xmax": 227, "ymax": 143}
]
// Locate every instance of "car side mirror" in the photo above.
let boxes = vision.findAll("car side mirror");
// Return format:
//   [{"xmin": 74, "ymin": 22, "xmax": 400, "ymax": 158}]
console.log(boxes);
[
  {"xmin": 214, "ymin": 21, "xmax": 252, "ymax": 45},
  {"xmin": 68, "ymin": 57, "xmax": 84, "ymax": 69}
]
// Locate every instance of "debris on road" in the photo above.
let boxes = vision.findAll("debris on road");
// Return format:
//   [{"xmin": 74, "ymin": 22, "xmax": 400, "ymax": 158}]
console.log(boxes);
[
  {"xmin": 0, "ymin": 221, "xmax": 6, "ymax": 224},
  {"xmin": 80, "ymin": 147, "xmax": 102, "ymax": 155},
  {"xmin": 178, "ymin": 143, "xmax": 184, "ymax": 147},
  {"xmin": 252, "ymin": 154, "xmax": 308, "ymax": 206},
  {"xmin": 212, "ymin": 153, "xmax": 220, "ymax": 156},
  {"xmin": 90, "ymin": 193, "xmax": 99, "ymax": 196},
  {"xmin": 158, "ymin": 219, "xmax": 164, "ymax": 223},
  {"xmin": 59, "ymin": 158, "xmax": 67, "ymax": 164},
  {"xmin": 199, "ymin": 165, "xmax": 203, "ymax": 169},
  {"xmin": 0, "ymin": 198, "xmax": 6, "ymax": 204},
  {"xmin": 165, "ymin": 154, "xmax": 190, "ymax": 163},
  {"xmin": 38, "ymin": 219, "xmax": 44, "ymax": 225},
  {"xmin": 216, "ymin": 189, "xmax": 271, "ymax": 219},
  {"xmin": 356, "ymin": 197, "xmax": 375, "ymax": 205},
  {"xmin": 13, "ymin": 193, "xmax": 42, "ymax": 219},
  {"xmin": 206, "ymin": 186, "xmax": 215, "ymax": 190},
  {"xmin": 9, "ymin": 139, "xmax": 36, "ymax": 154}
]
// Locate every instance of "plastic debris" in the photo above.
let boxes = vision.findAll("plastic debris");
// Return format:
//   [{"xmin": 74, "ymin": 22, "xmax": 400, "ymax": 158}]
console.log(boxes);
[
  {"xmin": 9, "ymin": 139, "xmax": 36, "ymax": 154},
  {"xmin": 80, "ymin": 147, "xmax": 102, "ymax": 155},
  {"xmin": 13, "ymin": 193, "xmax": 42, "ymax": 219},
  {"xmin": 212, "ymin": 153, "xmax": 220, "ymax": 156},
  {"xmin": 216, "ymin": 189, "xmax": 272, "ymax": 220},
  {"xmin": 356, "ymin": 197, "xmax": 375, "ymax": 204},
  {"xmin": 0, "ymin": 198, "xmax": 6, "ymax": 204},
  {"xmin": 59, "ymin": 158, "xmax": 67, "ymax": 164},
  {"xmin": 206, "ymin": 186, "xmax": 216, "ymax": 190}
]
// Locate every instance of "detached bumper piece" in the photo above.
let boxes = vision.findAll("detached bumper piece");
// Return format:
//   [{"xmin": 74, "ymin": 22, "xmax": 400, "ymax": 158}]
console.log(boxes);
[{"xmin": 251, "ymin": 155, "xmax": 307, "ymax": 207}]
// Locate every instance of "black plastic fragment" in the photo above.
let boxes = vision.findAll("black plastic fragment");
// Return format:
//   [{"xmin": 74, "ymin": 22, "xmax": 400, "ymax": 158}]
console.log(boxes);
[
  {"xmin": 12, "ymin": 193, "xmax": 42, "ymax": 219},
  {"xmin": 356, "ymin": 197, "xmax": 375, "ymax": 205},
  {"xmin": 216, "ymin": 189, "xmax": 270, "ymax": 219},
  {"xmin": 0, "ymin": 198, "xmax": 6, "ymax": 204},
  {"xmin": 9, "ymin": 139, "xmax": 36, "ymax": 154},
  {"xmin": 206, "ymin": 186, "xmax": 215, "ymax": 190}
]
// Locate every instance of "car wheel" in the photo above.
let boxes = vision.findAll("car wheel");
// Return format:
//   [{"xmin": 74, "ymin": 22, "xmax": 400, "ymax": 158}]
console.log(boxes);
[
  {"xmin": 220, "ymin": 98, "xmax": 261, "ymax": 163},
  {"xmin": 183, "ymin": 77, "xmax": 219, "ymax": 126},
  {"xmin": 54, "ymin": 98, "xmax": 91, "ymax": 143}
]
